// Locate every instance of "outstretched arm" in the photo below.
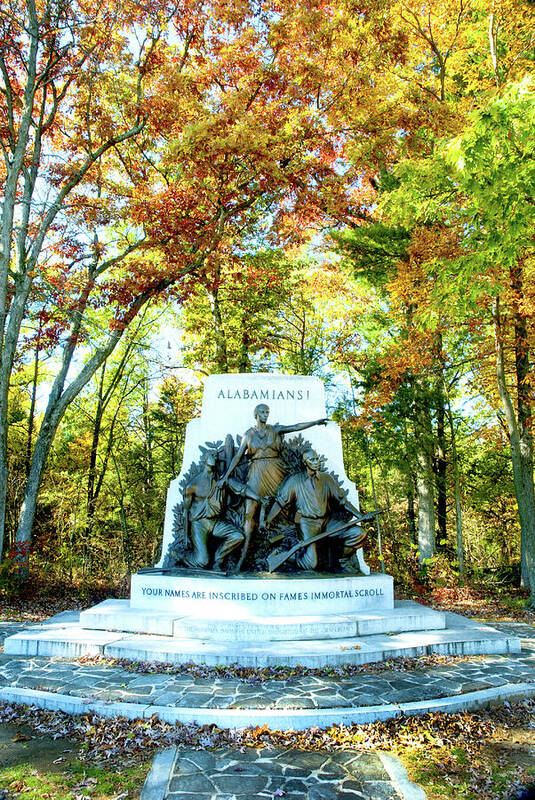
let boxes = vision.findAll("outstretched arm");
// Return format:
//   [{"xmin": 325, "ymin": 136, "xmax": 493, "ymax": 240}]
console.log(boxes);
[{"xmin": 275, "ymin": 417, "xmax": 328, "ymax": 435}]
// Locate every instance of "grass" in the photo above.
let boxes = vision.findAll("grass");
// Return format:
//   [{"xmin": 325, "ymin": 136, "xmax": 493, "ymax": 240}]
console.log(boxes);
[
  {"xmin": 399, "ymin": 731, "xmax": 535, "ymax": 800},
  {"xmin": 1, "ymin": 763, "xmax": 150, "ymax": 799},
  {"xmin": 0, "ymin": 761, "xmax": 151, "ymax": 800},
  {"xmin": 497, "ymin": 592, "xmax": 533, "ymax": 614},
  {"xmin": 0, "ymin": 760, "xmax": 152, "ymax": 800},
  {"xmin": 0, "ymin": 723, "xmax": 151, "ymax": 800}
]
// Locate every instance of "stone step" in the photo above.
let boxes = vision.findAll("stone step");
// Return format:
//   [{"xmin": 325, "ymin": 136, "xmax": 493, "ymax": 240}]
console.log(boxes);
[
  {"xmin": 78, "ymin": 599, "xmax": 446, "ymax": 641},
  {"xmin": 4, "ymin": 612, "xmax": 520, "ymax": 668}
]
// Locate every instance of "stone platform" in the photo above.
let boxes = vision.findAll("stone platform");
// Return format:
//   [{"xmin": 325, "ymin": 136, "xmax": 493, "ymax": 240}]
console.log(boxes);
[
  {"xmin": 0, "ymin": 618, "xmax": 533, "ymax": 732},
  {"xmin": 13, "ymin": 572, "xmax": 504, "ymax": 669},
  {"xmin": 78, "ymin": 597, "xmax": 445, "ymax": 641},
  {"xmin": 3, "ymin": 602, "xmax": 521, "ymax": 668}
]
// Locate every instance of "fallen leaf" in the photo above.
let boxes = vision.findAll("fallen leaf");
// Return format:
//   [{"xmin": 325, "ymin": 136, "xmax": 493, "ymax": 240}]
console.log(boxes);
[
  {"xmin": 11, "ymin": 731, "xmax": 31, "ymax": 742},
  {"xmin": 73, "ymin": 778, "xmax": 97, "ymax": 787}
]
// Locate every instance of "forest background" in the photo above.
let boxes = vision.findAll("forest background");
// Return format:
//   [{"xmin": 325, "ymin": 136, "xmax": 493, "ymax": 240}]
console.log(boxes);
[{"xmin": 1, "ymin": 0, "xmax": 535, "ymax": 613}]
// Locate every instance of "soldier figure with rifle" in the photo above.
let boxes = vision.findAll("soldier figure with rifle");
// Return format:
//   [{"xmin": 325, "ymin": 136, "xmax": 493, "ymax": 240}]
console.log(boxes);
[{"xmin": 266, "ymin": 448, "xmax": 369, "ymax": 572}]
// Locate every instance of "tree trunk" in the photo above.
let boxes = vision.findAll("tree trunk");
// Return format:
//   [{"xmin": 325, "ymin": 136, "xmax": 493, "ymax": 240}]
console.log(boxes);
[
  {"xmin": 0, "ymin": 275, "xmax": 33, "ymax": 561},
  {"xmin": 142, "ymin": 375, "xmax": 154, "ymax": 485},
  {"xmin": 447, "ymin": 398, "xmax": 464, "ymax": 579},
  {"xmin": 435, "ymin": 391, "xmax": 448, "ymax": 548},
  {"xmin": 407, "ymin": 481, "xmax": 417, "ymax": 545},
  {"xmin": 414, "ymin": 389, "xmax": 436, "ymax": 563},
  {"xmin": 378, "ymin": 462, "xmax": 396, "ymax": 563},
  {"xmin": 510, "ymin": 261, "xmax": 534, "ymax": 587},
  {"xmin": 25, "ymin": 327, "xmax": 41, "ymax": 478},
  {"xmin": 238, "ymin": 325, "xmax": 251, "ymax": 372},
  {"xmin": 0, "ymin": 405, "xmax": 8, "ymax": 560},
  {"xmin": 492, "ymin": 295, "xmax": 535, "ymax": 603},
  {"xmin": 111, "ymin": 451, "xmax": 132, "ymax": 575},
  {"xmin": 84, "ymin": 362, "xmax": 107, "ymax": 574},
  {"xmin": 403, "ymin": 424, "xmax": 417, "ymax": 545},
  {"xmin": 432, "ymin": 333, "xmax": 448, "ymax": 552},
  {"xmin": 365, "ymin": 438, "xmax": 385, "ymax": 573},
  {"xmin": 206, "ymin": 284, "xmax": 229, "ymax": 372},
  {"xmin": 14, "ymin": 409, "xmax": 59, "ymax": 574}
]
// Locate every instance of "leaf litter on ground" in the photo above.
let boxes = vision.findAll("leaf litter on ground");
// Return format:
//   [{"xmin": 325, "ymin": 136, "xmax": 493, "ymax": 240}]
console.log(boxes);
[
  {"xmin": 0, "ymin": 697, "xmax": 532, "ymax": 759},
  {"xmin": 74, "ymin": 652, "xmax": 478, "ymax": 682},
  {"xmin": 0, "ymin": 699, "xmax": 534, "ymax": 799}
]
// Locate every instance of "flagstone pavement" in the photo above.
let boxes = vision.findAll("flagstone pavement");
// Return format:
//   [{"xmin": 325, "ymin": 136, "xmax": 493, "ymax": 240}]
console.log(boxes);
[{"xmin": 140, "ymin": 745, "xmax": 426, "ymax": 800}]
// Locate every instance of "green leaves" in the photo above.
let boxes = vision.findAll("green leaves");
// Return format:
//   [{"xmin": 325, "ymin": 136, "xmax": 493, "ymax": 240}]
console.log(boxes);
[
  {"xmin": 380, "ymin": 78, "xmax": 535, "ymax": 315},
  {"xmin": 333, "ymin": 223, "xmax": 412, "ymax": 288}
]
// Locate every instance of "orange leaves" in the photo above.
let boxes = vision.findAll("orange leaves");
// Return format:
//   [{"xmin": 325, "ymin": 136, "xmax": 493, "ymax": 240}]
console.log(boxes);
[{"xmin": 126, "ymin": 0, "xmax": 413, "ymax": 261}]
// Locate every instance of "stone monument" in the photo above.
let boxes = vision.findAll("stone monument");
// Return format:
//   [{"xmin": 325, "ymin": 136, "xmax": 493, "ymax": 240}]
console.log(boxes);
[
  {"xmin": 160, "ymin": 394, "xmax": 370, "ymax": 576},
  {"xmin": 127, "ymin": 372, "xmax": 394, "ymax": 621},
  {"xmin": 157, "ymin": 373, "xmax": 370, "ymax": 575}
]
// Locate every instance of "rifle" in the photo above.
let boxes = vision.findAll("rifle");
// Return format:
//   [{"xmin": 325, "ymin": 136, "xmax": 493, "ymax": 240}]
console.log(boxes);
[{"xmin": 266, "ymin": 510, "xmax": 380, "ymax": 572}]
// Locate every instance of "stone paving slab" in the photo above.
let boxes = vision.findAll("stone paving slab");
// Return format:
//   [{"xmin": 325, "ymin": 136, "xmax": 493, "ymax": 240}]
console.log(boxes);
[
  {"xmin": 3, "ymin": 680, "xmax": 534, "ymax": 730},
  {"xmin": 140, "ymin": 745, "xmax": 420, "ymax": 800},
  {"xmin": 0, "ymin": 642, "xmax": 533, "ymax": 711},
  {"xmin": 1, "ymin": 617, "xmax": 533, "ymax": 727}
]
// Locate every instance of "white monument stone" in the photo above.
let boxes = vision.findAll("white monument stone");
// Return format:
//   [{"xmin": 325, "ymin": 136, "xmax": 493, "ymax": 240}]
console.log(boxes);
[{"xmin": 157, "ymin": 372, "xmax": 370, "ymax": 574}]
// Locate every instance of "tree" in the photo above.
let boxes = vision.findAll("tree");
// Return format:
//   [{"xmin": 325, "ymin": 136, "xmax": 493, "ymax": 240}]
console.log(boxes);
[
  {"xmin": 3, "ymin": 0, "xmax": 406, "ymax": 569},
  {"xmin": 327, "ymin": 0, "xmax": 535, "ymax": 576},
  {"xmin": 179, "ymin": 248, "xmax": 360, "ymax": 378},
  {"xmin": 381, "ymin": 80, "xmax": 535, "ymax": 601},
  {"xmin": 0, "ymin": 0, "xmax": 182, "ymax": 564},
  {"xmin": 179, "ymin": 250, "xmax": 293, "ymax": 374},
  {"xmin": 32, "ymin": 324, "xmax": 201, "ymax": 583}
]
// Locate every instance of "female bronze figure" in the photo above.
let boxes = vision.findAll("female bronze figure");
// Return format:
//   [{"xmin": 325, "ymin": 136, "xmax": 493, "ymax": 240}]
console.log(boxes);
[{"xmin": 220, "ymin": 404, "xmax": 326, "ymax": 569}]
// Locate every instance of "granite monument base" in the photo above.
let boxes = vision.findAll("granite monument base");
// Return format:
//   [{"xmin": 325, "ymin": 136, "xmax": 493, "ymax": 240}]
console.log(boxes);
[
  {"xmin": 4, "ymin": 572, "xmax": 521, "ymax": 668},
  {"xmin": 130, "ymin": 570, "xmax": 394, "ymax": 616},
  {"xmin": 4, "ymin": 605, "xmax": 520, "ymax": 667}
]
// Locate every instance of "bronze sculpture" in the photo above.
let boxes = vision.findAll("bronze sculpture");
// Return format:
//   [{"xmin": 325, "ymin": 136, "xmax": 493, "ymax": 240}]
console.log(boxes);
[
  {"xmin": 219, "ymin": 404, "xmax": 327, "ymax": 569},
  {"xmin": 266, "ymin": 449, "xmax": 367, "ymax": 572},
  {"xmin": 182, "ymin": 451, "xmax": 244, "ymax": 570},
  {"xmin": 164, "ymin": 409, "xmax": 371, "ymax": 574}
]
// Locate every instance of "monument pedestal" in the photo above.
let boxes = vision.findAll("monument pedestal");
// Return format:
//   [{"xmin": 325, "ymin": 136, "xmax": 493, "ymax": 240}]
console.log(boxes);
[
  {"xmin": 76, "ymin": 571, "xmax": 443, "ymax": 643},
  {"xmin": 3, "ymin": 569, "xmax": 520, "ymax": 669},
  {"xmin": 4, "ymin": 592, "xmax": 519, "ymax": 667},
  {"xmin": 130, "ymin": 570, "xmax": 394, "ymax": 616}
]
